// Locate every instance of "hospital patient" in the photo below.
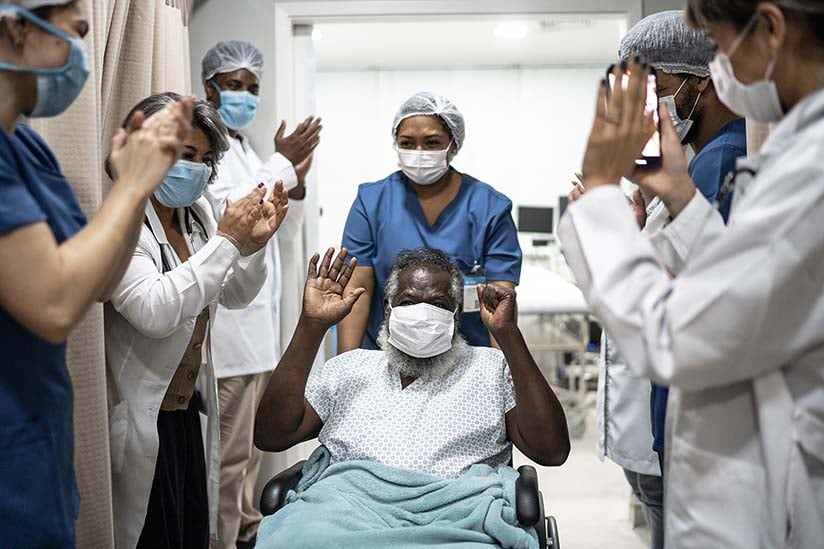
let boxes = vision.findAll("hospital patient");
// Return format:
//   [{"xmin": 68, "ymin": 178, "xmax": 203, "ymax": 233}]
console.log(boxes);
[{"xmin": 254, "ymin": 247, "xmax": 569, "ymax": 548}]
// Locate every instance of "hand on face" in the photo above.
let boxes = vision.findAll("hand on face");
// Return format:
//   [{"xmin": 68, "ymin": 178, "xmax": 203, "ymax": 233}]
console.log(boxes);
[
  {"xmin": 217, "ymin": 185, "xmax": 266, "ymax": 248},
  {"xmin": 275, "ymin": 116, "xmax": 322, "ymax": 166},
  {"xmin": 581, "ymin": 57, "xmax": 656, "ymax": 189},
  {"xmin": 477, "ymin": 284, "xmax": 518, "ymax": 336},
  {"xmin": 628, "ymin": 103, "xmax": 697, "ymax": 218},
  {"xmin": 242, "ymin": 180, "xmax": 290, "ymax": 255},
  {"xmin": 301, "ymin": 248, "xmax": 365, "ymax": 329},
  {"xmin": 109, "ymin": 96, "xmax": 195, "ymax": 196}
]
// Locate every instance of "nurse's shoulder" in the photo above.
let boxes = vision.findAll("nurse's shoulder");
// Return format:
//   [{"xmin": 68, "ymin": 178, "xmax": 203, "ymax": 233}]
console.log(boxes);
[
  {"xmin": 459, "ymin": 173, "xmax": 514, "ymax": 215},
  {"xmin": 353, "ymin": 170, "xmax": 407, "ymax": 208},
  {"xmin": 10, "ymin": 123, "xmax": 61, "ymax": 173}
]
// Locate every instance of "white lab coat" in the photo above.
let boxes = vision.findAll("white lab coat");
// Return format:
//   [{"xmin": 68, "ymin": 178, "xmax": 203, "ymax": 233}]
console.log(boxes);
[
  {"xmin": 559, "ymin": 87, "xmax": 824, "ymax": 548},
  {"xmin": 105, "ymin": 198, "xmax": 267, "ymax": 549},
  {"xmin": 204, "ymin": 134, "xmax": 305, "ymax": 378},
  {"xmin": 595, "ymin": 200, "xmax": 666, "ymax": 477}
]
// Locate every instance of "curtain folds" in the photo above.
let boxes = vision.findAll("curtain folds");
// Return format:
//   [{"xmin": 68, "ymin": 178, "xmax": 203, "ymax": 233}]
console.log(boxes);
[{"xmin": 29, "ymin": 1, "xmax": 192, "ymax": 546}]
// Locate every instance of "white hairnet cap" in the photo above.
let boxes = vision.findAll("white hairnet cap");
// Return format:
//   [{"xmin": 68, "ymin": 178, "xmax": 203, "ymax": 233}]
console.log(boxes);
[
  {"xmin": 618, "ymin": 10, "xmax": 714, "ymax": 77},
  {"xmin": 201, "ymin": 40, "xmax": 264, "ymax": 83},
  {"xmin": 392, "ymin": 92, "xmax": 466, "ymax": 151}
]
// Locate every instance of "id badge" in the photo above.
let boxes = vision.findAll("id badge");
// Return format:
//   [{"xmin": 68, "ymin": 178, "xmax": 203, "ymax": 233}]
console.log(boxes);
[{"xmin": 462, "ymin": 262, "xmax": 486, "ymax": 313}]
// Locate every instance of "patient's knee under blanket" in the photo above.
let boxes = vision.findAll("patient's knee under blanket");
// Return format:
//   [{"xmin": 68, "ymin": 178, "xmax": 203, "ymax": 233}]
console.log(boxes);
[{"xmin": 256, "ymin": 446, "xmax": 538, "ymax": 549}]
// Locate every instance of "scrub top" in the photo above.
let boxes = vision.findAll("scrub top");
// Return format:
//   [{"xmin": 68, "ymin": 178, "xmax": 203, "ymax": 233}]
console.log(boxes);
[
  {"xmin": 342, "ymin": 170, "xmax": 522, "ymax": 349},
  {"xmin": 650, "ymin": 118, "xmax": 747, "ymax": 458},
  {"xmin": 0, "ymin": 124, "xmax": 86, "ymax": 547}
]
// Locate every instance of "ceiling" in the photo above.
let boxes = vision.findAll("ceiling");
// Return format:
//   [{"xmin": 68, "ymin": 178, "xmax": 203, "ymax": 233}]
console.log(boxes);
[{"xmin": 312, "ymin": 14, "xmax": 628, "ymax": 71}]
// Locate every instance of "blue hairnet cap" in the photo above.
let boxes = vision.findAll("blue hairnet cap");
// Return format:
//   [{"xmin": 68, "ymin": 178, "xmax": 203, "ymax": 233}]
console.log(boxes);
[
  {"xmin": 0, "ymin": 0, "xmax": 71, "ymax": 16},
  {"xmin": 201, "ymin": 40, "xmax": 264, "ymax": 83},
  {"xmin": 619, "ymin": 10, "xmax": 714, "ymax": 77},
  {"xmin": 392, "ymin": 92, "xmax": 466, "ymax": 151}
]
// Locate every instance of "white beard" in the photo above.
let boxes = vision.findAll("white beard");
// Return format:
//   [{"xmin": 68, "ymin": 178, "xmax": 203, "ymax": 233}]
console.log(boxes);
[{"xmin": 377, "ymin": 321, "xmax": 469, "ymax": 380}]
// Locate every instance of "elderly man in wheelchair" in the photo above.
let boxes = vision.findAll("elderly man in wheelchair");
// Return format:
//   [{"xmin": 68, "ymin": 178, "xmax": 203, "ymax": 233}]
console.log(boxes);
[{"xmin": 253, "ymin": 247, "xmax": 570, "ymax": 548}]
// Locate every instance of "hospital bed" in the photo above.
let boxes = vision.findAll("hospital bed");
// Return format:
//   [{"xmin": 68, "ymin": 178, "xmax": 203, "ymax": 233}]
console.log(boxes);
[
  {"xmin": 260, "ymin": 459, "xmax": 561, "ymax": 548},
  {"xmin": 517, "ymin": 265, "xmax": 597, "ymax": 438}
]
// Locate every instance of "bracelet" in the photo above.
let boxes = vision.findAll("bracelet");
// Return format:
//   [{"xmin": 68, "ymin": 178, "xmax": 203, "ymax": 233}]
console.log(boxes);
[{"xmin": 216, "ymin": 231, "xmax": 242, "ymax": 251}]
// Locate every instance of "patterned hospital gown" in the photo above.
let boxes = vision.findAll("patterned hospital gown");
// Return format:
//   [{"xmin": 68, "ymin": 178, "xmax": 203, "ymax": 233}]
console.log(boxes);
[{"xmin": 305, "ymin": 347, "xmax": 517, "ymax": 479}]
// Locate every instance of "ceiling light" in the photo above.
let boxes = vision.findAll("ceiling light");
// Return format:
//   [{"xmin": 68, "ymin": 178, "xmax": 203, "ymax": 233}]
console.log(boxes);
[
  {"xmin": 312, "ymin": 27, "xmax": 323, "ymax": 41},
  {"xmin": 494, "ymin": 22, "xmax": 529, "ymax": 40}
]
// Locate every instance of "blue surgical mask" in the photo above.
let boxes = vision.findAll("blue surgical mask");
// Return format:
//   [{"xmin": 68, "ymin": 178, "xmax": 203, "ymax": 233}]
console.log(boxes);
[
  {"xmin": 0, "ymin": 4, "xmax": 90, "ymax": 118},
  {"xmin": 154, "ymin": 160, "xmax": 211, "ymax": 209},
  {"xmin": 212, "ymin": 82, "xmax": 260, "ymax": 130}
]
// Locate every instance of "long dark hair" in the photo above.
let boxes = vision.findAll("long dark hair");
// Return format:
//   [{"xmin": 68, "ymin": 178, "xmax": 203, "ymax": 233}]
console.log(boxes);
[{"xmin": 686, "ymin": 0, "xmax": 824, "ymax": 45}]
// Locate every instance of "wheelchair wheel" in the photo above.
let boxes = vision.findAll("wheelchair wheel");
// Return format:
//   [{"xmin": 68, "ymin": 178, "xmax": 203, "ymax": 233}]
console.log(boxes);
[{"xmin": 546, "ymin": 516, "xmax": 560, "ymax": 548}]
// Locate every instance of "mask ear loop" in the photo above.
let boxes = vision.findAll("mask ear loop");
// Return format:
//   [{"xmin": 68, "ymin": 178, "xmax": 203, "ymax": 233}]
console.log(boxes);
[{"xmin": 685, "ymin": 90, "xmax": 701, "ymax": 121}]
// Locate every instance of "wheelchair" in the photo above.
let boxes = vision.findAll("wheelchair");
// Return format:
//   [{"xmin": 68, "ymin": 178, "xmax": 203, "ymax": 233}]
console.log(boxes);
[{"xmin": 260, "ymin": 460, "xmax": 561, "ymax": 548}]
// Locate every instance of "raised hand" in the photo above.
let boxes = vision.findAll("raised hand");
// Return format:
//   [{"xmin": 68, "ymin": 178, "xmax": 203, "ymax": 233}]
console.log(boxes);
[
  {"xmin": 110, "ymin": 96, "xmax": 194, "ymax": 196},
  {"xmin": 243, "ymin": 180, "xmax": 290, "ymax": 256},
  {"xmin": 301, "ymin": 248, "xmax": 366, "ymax": 329},
  {"xmin": 629, "ymin": 102, "xmax": 697, "ymax": 219},
  {"xmin": 581, "ymin": 58, "xmax": 656, "ymax": 189},
  {"xmin": 477, "ymin": 284, "xmax": 518, "ymax": 337},
  {"xmin": 274, "ymin": 116, "xmax": 322, "ymax": 166},
  {"xmin": 217, "ymin": 185, "xmax": 266, "ymax": 249}
]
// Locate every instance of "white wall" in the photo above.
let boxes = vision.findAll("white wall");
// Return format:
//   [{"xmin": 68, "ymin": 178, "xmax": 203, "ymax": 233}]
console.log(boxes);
[{"xmin": 314, "ymin": 66, "xmax": 603, "ymax": 249}]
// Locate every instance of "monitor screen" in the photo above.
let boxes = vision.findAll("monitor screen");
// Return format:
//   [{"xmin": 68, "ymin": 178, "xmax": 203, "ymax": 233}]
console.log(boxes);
[
  {"xmin": 518, "ymin": 206, "xmax": 554, "ymax": 234},
  {"xmin": 558, "ymin": 195, "xmax": 569, "ymax": 220}
]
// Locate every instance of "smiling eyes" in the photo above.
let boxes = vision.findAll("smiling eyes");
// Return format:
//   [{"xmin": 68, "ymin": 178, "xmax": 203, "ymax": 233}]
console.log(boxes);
[
  {"xmin": 398, "ymin": 138, "xmax": 448, "ymax": 150},
  {"xmin": 397, "ymin": 299, "xmax": 451, "ymax": 310}
]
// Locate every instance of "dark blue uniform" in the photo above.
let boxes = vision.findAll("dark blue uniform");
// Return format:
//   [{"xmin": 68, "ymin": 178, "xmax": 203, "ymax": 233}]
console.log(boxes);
[{"xmin": 0, "ymin": 124, "xmax": 86, "ymax": 547}]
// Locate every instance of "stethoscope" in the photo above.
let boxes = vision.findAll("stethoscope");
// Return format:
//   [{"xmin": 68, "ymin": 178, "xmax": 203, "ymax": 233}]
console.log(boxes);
[
  {"xmin": 143, "ymin": 207, "xmax": 208, "ymax": 274},
  {"xmin": 713, "ymin": 166, "xmax": 758, "ymax": 212}
]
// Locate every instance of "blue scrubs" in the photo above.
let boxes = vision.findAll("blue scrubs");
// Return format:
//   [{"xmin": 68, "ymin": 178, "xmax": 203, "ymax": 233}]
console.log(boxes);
[
  {"xmin": 342, "ymin": 171, "xmax": 522, "ymax": 349},
  {"xmin": 650, "ymin": 119, "xmax": 747, "ymax": 463},
  {"xmin": 0, "ymin": 124, "xmax": 86, "ymax": 547}
]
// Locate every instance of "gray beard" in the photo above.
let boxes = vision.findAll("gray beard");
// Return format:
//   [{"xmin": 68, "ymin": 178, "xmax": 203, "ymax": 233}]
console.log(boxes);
[{"xmin": 377, "ymin": 321, "xmax": 468, "ymax": 380}]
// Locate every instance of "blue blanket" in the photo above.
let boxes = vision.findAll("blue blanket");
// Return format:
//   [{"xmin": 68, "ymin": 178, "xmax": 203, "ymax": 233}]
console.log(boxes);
[{"xmin": 257, "ymin": 447, "xmax": 538, "ymax": 549}]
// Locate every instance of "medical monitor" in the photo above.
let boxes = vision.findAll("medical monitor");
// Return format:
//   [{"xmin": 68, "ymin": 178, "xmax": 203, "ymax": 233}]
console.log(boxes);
[{"xmin": 518, "ymin": 206, "xmax": 554, "ymax": 235}]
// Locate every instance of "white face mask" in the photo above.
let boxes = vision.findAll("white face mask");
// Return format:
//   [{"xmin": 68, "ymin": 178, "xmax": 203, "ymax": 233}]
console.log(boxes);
[
  {"xmin": 396, "ymin": 143, "xmax": 451, "ymax": 186},
  {"xmin": 659, "ymin": 77, "xmax": 700, "ymax": 143},
  {"xmin": 387, "ymin": 303, "xmax": 455, "ymax": 359},
  {"xmin": 708, "ymin": 14, "xmax": 783, "ymax": 123}
]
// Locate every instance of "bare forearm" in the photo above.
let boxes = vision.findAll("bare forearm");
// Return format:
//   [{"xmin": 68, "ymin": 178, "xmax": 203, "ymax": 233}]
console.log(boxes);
[
  {"xmin": 59, "ymin": 182, "xmax": 148, "ymax": 312},
  {"xmin": 255, "ymin": 317, "xmax": 327, "ymax": 449},
  {"xmin": 497, "ymin": 327, "xmax": 570, "ymax": 464}
]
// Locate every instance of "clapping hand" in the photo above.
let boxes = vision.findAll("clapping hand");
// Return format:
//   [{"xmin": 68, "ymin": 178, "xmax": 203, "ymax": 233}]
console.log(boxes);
[
  {"xmin": 301, "ymin": 248, "xmax": 365, "ymax": 330},
  {"xmin": 477, "ymin": 284, "xmax": 518, "ymax": 337},
  {"xmin": 628, "ymin": 103, "xmax": 697, "ymax": 218},
  {"xmin": 580, "ymin": 58, "xmax": 656, "ymax": 190},
  {"xmin": 275, "ymin": 116, "xmax": 322, "ymax": 166},
  {"xmin": 217, "ymin": 185, "xmax": 266, "ymax": 249},
  {"xmin": 243, "ymin": 180, "xmax": 290, "ymax": 256}
]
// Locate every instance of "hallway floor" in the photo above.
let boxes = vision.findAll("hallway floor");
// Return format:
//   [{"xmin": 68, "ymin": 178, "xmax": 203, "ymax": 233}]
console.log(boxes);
[{"xmin": 514, "ymin": 412, "xmax": 649, "ymax": 549}]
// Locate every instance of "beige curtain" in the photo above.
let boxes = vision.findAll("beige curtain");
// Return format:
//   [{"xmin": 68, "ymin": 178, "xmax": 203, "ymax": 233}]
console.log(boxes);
[{"xmin": 28, "ymin": 1, "xmax": 191, "ymax": 546}]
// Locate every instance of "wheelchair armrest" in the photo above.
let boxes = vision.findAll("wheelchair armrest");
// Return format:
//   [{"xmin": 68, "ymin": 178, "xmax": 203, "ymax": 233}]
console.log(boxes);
[
  {"xmin": 515, "ymin": 465, "xmax": 541, "ymax": 527},
  {"xmin": 260, "ymin": 460, "xmax": 307, "ymax": 517}
]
